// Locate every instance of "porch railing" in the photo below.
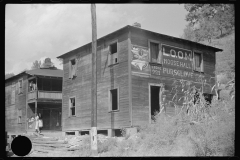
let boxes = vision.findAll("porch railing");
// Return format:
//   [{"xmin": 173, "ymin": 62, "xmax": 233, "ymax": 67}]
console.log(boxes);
[
  {"xmin": 38, "ymin": 91, "xmax": 62, "ymax": 99},
  {"xmin": 28, "ymin": 91, "xmax": 37, "ymax": 100},
  {"xmin": 28, "ymin": 91, "xmax": 62, "ymax": 100}
]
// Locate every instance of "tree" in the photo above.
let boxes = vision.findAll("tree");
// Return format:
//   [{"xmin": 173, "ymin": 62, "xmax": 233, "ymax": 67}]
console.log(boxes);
[
  {"xmin": 31, "ymin": 60, "xmax": 42, "ymax": 69},
  {"xmin": 5, "ymin": 73, "xmax": 14, "ymax": 79},
  {"xmin": 184, "ymin": 4, "xmax": 234, "ymax": 39},
  {"xmin": 181, "ymin": 24, "xmax": 197, "ymax": 42}
]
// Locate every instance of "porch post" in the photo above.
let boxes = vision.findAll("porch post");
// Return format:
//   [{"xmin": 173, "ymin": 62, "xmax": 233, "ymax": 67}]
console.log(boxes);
[{"xmin": 35, "ymin": 100, "xmax": 37, "ymax": 114}]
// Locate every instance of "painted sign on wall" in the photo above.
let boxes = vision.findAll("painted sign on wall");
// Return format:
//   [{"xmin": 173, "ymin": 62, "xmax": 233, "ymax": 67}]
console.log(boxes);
[
  {"xmin": 131, "ymin": 45, "xmax": 150, "ymax": 75},
  {"xmin": 162, "ymin": 44, "xmax": 193, "ymax": 72},
  {"xmin": 150, "ymin": 63, "xmax": 206, "ymax": 83},
  {"xmin": 131, "ymin": 44, "xmax": 212, "ymax": 84}
]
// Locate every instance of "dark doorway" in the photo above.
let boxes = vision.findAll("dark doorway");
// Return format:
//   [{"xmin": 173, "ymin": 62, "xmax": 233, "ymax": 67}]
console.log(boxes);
[
  {"xmin": 50, "ymin": 109, "xmax": 61, "ymax": 130},
  {"xmin": 150, "ymin": 86, "xmax": 160, "ymax": 117},
  {"xmin": 42, "ymin": 109, "xmax": 50, "ymax": 130},
  {"xmin": 38, "ymin": 108, "xmax": 61, "ymax": 131}
]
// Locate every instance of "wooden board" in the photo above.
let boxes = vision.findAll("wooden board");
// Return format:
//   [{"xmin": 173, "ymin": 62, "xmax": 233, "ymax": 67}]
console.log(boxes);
[{"xmin": 61, "ymin": 32, "xmax": 131, "ymax": 131}]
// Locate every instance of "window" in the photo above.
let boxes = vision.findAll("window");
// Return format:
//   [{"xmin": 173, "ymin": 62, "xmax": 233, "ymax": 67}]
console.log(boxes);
[
  {"xmin": 149, "ymin": 40, "xmax": 162, "ymax": 64},
  {"xmin": 194, "ymin": 52, "xmax": 203, "ymax": 72},
  {"xmin": 109, "ymin": 88, "xmax": 119, "ymax": 111},
  {"xmin": 110, "ymin": 42, "xmax": 117, "ymax": 54},
  {"xmin": 17, "ymin": 109, "xmax": 22, "ymax": 124},
  {"xmin": 69, "ymin": 97, "xmax": 76, "ymax": 116},
  {"xmin": 11, "ymin": 83, "xmax": 15, "ymax": 104},
  {"xmin": 18, "ymin": 79, "xmax": 23, "ymax": 94},
  {"xmin": 108, "ymin": 42, "xmax": 118, "ymax": 66},
  {"xmin": 69, "ymin": 59, "xmax": 77, "ymax": 79}
]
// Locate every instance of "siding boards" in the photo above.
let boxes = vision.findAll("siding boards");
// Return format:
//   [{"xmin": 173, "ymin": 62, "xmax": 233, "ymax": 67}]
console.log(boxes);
[
  {"xmin": 5, "ymin": 75, "xmax": 28, "ymax": 133},
  {"xmin": 131, "ymin": 30, "xmax": 217, "ymax": 126},
  {"xmin": 62, "ymin": 34, "xmax": 130, "ymax": 131},
  {"xmin": 131, "ymin": 30, "xmax": 216, "ymax": 80}
]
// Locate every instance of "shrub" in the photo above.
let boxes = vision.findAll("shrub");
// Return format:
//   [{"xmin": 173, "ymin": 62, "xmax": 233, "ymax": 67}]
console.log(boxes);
[{"xmin": 98, "ymin": 137, "xmax": 118, "ymax": 153}]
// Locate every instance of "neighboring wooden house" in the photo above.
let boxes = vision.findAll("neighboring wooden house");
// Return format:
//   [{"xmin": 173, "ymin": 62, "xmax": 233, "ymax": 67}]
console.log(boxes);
[
  {"xmin": 5, "ymin": 58, "xmax": 63, "ymax": 135},
  {"xmin": 57, "ymin": 24, "xmax": 222, "ymax": 136}
]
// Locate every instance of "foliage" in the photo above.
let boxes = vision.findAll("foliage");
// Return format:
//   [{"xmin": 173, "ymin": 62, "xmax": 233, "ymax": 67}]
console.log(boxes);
[
  {"xmin": 76, "ymin": 78, "xmax": 235, "ymax": 157},
  {"xmin": 182, "ymin": 4, "xmax": 234, "ymax": 42},
  {"xmin": 98, "ymin": 138, "xmax": 118, "ymax": 154},
  {"xmin": 225, "ymin": 79, "xmax": 235, "ymax": 100},
  {"xmin": 5, "ymin": 73, "xmax": 15, "ymax": 79},
  {"xmin": 31, "ymin": 60, "xmax": 42, "ymax": 69}
]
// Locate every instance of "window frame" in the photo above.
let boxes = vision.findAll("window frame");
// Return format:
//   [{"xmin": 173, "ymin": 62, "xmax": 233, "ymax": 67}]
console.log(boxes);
[
  {"xmin": 193, "ymin": 50, "xmax": 204, "ymax": 72},
  {"xmin": 11, "ymin": 82, "xmax": 16, "ymax": 104},
  {"xmin": 108, "ymin": 40, "xmax": 119, "ymax": 66},
  {"xmin": 148, "ymin": 39, "xmax": 162, "ymax": 64},
  {"xmin": 108, "ymin": 87, "xmax": 120, "ymax": 112},
  {"xmin": 69, "ymin": 96, "xmax": 76, "ymax": 117},
  {"xmin": 18, "ymin": 79, "xmax": 23, "ymax": 95},
  {"xmin": 69, "ymin": 58, "xmax": 77, "ymax": 79},
  {"xmin": 17, "ymin": 109, "xmax": 22, "ymax": 124}
]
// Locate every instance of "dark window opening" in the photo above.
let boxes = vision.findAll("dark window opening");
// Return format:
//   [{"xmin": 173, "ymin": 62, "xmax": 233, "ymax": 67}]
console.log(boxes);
[
  {"xmin": 80, "ymin": 131, "xmax": 90, "ymax": 135},
  {"xmin": 110, "ymin": 43, "xmax": 117, "ymax": 55},
  {"xmin": 115, "ymin": 129, "xmax": 122, "ymax": 137},
  {"xmin": 110, "ymin": 89, "xmax": 118, "ymax": 111},
  {"xmin": 150, "ymin": 86, "xmax": 160, "ymax": 119},
  {"xmin": 194, "ymin": 52, "xmax": 202, "ymax": 71},
  {"xmin": 97, "ymin": 130, "xmax": 108, "ymax": 136},
  {"xmin": 70, "ymin": 97, "xmax": 76, "ymax": 116},
  {"xmin": 150, "ymin": 42, "xmax": 159, "ymax": 63},
  {"xmin": 69, "ymin": 59, "xmax": 77, "ymax": 79},
  {"xmin": 71, "ymin": 59, "xmax": 76, "ymax": 65},
  {"xmin": 18, "ymin": 79, "xmax": 23, "ymax": 94}
]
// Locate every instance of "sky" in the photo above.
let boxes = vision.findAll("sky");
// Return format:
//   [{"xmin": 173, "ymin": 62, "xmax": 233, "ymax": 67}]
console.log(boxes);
[{"xmin": 5, "ymin": 4, "xmax": 188, "ymax": 75}]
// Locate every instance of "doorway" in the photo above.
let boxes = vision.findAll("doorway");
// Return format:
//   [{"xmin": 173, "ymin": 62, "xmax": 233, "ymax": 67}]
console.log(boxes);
[
  {"xmin": 149, "ymin": 84, "xmax": 161, "ymax": 123},
  {"xmin": 37, "ymin": 108, "xmax": 61, "ymax": 131}
]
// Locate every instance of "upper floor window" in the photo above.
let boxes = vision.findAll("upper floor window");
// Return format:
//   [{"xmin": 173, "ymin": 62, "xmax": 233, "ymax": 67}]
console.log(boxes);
[
  {"xmin": 11, "ymin": 83, "xmax": 15, "ymax": 104},
  {"xmin": 69, "ymin": 97, "xmax": 76, "ymax": 116},
  {"xmin": 149, "ymin": 40, "xmax": 162, "ymax": 64},
  {"xmin": 193, "ymin": 52, "xmax": 203, "ymax": 72},
  {"xmin": 108, "ymin": 41, "xmax": 118, "ymax": 66},
  {"xmin": 69, "ymin": 59, "xmax": 77, "ymax": 79},
  {"xmin": 18, "ymin": 79, "xmax": 23, "ymax": 94}
]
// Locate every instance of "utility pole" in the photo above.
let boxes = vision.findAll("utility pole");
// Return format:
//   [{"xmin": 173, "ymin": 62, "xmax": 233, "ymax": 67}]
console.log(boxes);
[{"xmin": 90, "ymin": 4, "xmax": 98, "ymax": 156}]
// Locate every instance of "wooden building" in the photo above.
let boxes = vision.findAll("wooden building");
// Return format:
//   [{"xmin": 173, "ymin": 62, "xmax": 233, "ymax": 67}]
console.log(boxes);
[
  {"xmin": 5, "ymin": 58, "xmax": 63, "ymax": 135},
  {"xmin": 57, "ymin": 24, "xmax": 222, "ymax": 136}
]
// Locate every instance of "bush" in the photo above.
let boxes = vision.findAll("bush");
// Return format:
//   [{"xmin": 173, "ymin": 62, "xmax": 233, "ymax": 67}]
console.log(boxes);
[{"xmin": 98, "ymin": 137, "xmax": 118, "ymax": 153}]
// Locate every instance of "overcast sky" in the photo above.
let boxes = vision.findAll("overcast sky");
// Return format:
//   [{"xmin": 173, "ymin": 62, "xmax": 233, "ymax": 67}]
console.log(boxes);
[{"xmin": 5, "ymin": 4, "xmax": 188, "ymax": 75}]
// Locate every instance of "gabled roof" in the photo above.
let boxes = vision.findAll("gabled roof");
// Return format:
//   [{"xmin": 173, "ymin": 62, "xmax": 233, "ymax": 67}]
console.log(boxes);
[
  {"xmin": 26, "ymin": 68, "xmax": 63, "ymax": 78},
  {"xmin": 5, "ymin": 68, "xmax": 63, "ymax": 82},
  {"xmin": 57, "ymin": 25, "xmax": 223, "ymax": 59}
]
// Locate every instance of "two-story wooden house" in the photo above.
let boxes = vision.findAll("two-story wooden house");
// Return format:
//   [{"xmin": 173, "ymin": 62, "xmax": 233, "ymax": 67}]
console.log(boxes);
[
  {"xmin": 57, "ymin": 24, "xmax": 222, "ymax": 136},
  {"xmin": 5, "ymin": 58, "xmax": 63, "ymax": 135}
]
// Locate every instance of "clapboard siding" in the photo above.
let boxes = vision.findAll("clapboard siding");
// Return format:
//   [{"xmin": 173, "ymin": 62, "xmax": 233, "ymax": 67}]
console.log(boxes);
[
  {"xmin": 60, "ymin": 26, "xmax": 219, "ymax": 130},
  {"xmin": 5, "ymin": 75, "xmax": 28, "ymax": 133},
  {"xmin": 62, "ymin": 31, "xmax": 130, "ymax": 131},
  {"xmin": 130, "ymin": 29, "xmax": 217, "ymax": 126},
  {"xmin": 130, "ymin": 29, "xmax": 216, "ymax": 79}
]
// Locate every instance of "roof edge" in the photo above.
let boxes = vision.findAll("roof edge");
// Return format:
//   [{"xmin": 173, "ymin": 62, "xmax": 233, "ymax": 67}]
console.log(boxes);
[{"xmin": 57, "ymin": 25, "xmax": 130, "ymax": 59}]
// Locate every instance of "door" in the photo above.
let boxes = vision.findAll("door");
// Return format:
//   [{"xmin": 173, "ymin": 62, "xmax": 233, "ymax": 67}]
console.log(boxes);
[
  {"xmin": 42, "ymin": 109, "xmax": 50, "ymax": 130},
  {"xmin": 149, "ymin": 84, "xmax": 161, "ymax": 123},
  {"xmin": 50, "ymin": 109, "xmax": 61, "ymax": 130}
]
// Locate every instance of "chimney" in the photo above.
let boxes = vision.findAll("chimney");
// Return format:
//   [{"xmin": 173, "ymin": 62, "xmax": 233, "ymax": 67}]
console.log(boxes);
[{"xmin": 132, "ymin": 22, "xmax": 141, "ymax": 28}]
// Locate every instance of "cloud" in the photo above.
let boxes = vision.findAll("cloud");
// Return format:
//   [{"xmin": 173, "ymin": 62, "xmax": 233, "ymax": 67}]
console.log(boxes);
[{"xmin": 5, "ymin": 4, "xmax": 187, "ymax": 75}]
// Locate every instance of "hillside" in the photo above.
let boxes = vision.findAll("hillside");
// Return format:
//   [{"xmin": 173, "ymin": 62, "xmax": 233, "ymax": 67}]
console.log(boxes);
[{"xmin": 199, "ymin": 31, "xmax": 235, "ymax": 84}]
